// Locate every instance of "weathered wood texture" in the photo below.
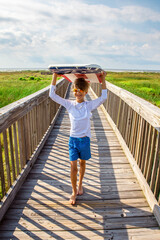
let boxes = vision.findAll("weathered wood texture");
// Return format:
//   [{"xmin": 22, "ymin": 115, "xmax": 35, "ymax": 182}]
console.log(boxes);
[
  {"xmin": 91, "ymin": 82, "xmax": 160, "ymax": 206},
  {"xmin": 0, "ymin": 79, "xmax": 69, "ymax": 201},
  {"xmin": 0, "ymin": 89, "xmax": 159, "ymax": 239}
]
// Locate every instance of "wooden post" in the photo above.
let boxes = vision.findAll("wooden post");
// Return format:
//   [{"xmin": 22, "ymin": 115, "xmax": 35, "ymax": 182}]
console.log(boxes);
[
  {"xmin": 0, "ymin": 134, "xmax": 5, "ymax": 198},
  {"xmin": 8, "ymin": 126, "xmax": 16, "ymax": 181},
  {"xmin": 13, "ymin": 123, "xmax": 19, "ymax": 176},
  {"xmin": 3, "ymin": 130, "xmax": 11, "ymax": 188}
]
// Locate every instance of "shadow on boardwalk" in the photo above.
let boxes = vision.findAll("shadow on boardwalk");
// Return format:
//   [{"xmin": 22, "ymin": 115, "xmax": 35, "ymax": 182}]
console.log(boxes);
[{"xmin": 0, "ymin": 89, "xmax": 159, "ymax": 239}]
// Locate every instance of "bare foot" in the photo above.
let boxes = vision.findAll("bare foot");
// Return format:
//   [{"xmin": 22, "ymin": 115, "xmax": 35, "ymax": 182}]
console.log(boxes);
[
  {"xmin": 69, "ymin": 194, "xmax": 77, "ymax": 205},
  {"xmin": 77, "ymin": 185, "xmax": 83, "ymax": 195}
]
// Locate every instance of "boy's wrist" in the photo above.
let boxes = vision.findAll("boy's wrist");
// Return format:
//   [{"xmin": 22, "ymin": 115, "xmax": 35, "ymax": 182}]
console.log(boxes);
[{"xmin": 51, "ymin": 73, "xmax": 58, "ymax": 85}]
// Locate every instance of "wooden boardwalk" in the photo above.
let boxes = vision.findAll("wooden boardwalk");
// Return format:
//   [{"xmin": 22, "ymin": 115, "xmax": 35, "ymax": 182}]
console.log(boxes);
[{"xmin": 0, "ymin": 89, "xmax": 159, "ymax": 239}]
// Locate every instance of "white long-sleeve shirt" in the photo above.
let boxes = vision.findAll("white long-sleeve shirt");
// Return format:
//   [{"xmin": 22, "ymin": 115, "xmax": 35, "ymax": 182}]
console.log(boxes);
[{"xmin": 49, "ymin": 85, "xmax": 107, "ymax": 138}]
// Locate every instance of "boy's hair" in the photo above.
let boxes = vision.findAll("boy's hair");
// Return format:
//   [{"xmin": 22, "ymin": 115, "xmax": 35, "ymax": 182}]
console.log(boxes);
[{"xmin": 73, "ymin": 78, "xmax": 90, "ymax": 92}]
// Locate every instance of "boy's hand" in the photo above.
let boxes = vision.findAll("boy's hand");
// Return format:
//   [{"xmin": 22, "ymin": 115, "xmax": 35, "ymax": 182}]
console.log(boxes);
[{"xmin": 100, "ymin": 71, "xmax": 107, "ymax": 82}]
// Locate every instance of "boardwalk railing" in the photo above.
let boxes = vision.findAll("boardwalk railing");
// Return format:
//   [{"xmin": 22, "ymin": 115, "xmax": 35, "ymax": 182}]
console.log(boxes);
[
  {"xmin": 90, "ymin": 82, "xmax": 160, "ymax": 225},
  {"xmin": 0, "ymin": 78, "xmax": 69, "ymax": 221}
]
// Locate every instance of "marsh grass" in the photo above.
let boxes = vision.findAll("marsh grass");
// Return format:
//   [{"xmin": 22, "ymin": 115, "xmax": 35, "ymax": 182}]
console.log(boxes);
[
  {"xmin": 0, "ymin": 70, "xmax": 160, "ymax": 108},
  {"xmin": 107, "ymin": 72, "xmax": 160, "ymax": 107},
  {"xmin": 0, "ymin": 71, "xmax": 52, "ymax": 108}
]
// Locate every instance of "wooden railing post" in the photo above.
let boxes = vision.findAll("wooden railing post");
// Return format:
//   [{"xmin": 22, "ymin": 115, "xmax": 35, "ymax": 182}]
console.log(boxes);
[{"xmin": 0, "ymin": 135, "xmax": 5, "ymax": 198}]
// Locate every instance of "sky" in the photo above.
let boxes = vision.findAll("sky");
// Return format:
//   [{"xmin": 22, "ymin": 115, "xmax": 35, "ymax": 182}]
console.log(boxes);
[{"xmin": 0, "ymin": 0, "xmax": 160, "ymax": 70}]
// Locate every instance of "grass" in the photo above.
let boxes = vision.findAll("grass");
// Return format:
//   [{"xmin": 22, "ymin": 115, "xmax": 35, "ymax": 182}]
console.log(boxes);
[
  {"xmin": 106, "ymin": 72, "xmax": 160, "ymax": 107},
  {"xmin": 0, "ymin": 70, "xmax": 159, "ymax": 108},
  {"xmin": 0, "ymin": 71, "xmax": 52, "ymax": 108}
]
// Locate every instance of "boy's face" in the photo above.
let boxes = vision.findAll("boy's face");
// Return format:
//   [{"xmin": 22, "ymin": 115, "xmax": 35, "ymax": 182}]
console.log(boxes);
[{"xmin": 73, "ymin": 88, "xmax": 87, "ymax": 103}]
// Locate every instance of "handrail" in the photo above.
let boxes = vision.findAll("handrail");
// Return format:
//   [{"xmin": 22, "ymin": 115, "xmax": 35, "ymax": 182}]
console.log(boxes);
[
  {"xmin": 0, "ymin": 78, "xmax": 69, "ymax": 203},
  {"xmin": 90, "ymin": 81, "xmax": 160, "ymax": 224},
  {"xmin": 105, "ymin": 82, "xmax": 160, "ymax": 130}
]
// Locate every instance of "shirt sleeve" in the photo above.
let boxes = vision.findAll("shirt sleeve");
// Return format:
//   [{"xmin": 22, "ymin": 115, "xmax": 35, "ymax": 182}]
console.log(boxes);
[
  {"xmin": 49, "ymin": 85, "xmax": 71, "ymax": 110},
  {"xmin": 87, "ymin": 89, "xmax": 108, "ymax": 112}
]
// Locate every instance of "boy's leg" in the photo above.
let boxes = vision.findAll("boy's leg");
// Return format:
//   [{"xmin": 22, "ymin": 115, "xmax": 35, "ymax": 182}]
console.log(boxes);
[
  {"xmin": 78, "ymin": 159, "xmax": 86, "ymax": 195},
  {"xmin": 70, "ymin": 160, "xmax": 78, "ymax": 204}
]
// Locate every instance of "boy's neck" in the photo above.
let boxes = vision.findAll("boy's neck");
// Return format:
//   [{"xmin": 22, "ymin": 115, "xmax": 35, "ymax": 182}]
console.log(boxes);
[
  {"xmin": 76, "ymin": 99, "xmax": 85, "ymax": 103},
  {"xmin": 76, "ymin": 98, "xmax": 85, "ymax": 103}
]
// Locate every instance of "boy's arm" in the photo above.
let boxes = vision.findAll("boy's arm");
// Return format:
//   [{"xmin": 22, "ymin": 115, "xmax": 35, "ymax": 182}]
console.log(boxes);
[
  {"xmin": 87, "ymin": 71, "xmax": 107, "ymax": 111},
  {"xmin": 51, "ymin": 73, "xmax": 58, "ymax": 85},
  {"xmin": 49, "ymin": 73, "xmax": 71, "ymax": 109},
  {"xmin": 100, "ymin": 71, "xmax": 107, "ymax": 89}
]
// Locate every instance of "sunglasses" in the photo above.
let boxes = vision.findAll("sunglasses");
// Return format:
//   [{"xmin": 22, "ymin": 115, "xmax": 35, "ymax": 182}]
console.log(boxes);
[{"xmin": 73, "ymin": 88, "xmax": 84, "ymax": 93}]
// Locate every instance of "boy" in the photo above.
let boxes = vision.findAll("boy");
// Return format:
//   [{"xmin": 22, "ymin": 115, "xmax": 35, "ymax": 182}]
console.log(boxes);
[{"xmin": 49, "ymin": 72, "xmax": 107, "ymax": 205}]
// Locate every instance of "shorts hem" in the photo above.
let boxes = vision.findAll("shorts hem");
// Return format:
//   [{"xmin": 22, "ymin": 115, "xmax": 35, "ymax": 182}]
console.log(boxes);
[{"xmin": 70, "ymin": 156, "xmax": 91, "ymax": 161}]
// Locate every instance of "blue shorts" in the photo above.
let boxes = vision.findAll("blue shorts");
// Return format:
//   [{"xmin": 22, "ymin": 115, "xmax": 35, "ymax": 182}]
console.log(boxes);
[{"xmin": 69, "ymin": 136, "xmax": 91, "ymax": 161}]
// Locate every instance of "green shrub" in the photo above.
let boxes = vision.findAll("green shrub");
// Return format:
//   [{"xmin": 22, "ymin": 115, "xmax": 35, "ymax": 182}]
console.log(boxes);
[
  {"xmin": 19, "ymin": 77, "xmax": 27, "ymax": 81},
  {"xmin": 29, "ymin": 76, "xmax": 35, "ymax": 80}
]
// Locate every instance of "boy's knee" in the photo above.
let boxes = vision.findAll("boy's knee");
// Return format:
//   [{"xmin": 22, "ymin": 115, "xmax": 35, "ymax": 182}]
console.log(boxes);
[
  {"xmin": 71, "ymin": 162, "xmax": 78, "ymax": 173},
  {"xmin": 79, "ymin": 159, "xmax": 86, "ymax": 167}
]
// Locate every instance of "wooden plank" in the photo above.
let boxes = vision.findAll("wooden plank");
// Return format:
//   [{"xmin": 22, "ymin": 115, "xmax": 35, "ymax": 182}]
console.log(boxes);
[
  {"xmin": 150, "ymin": 132, "xmax": 160, "ymax": 194},
  {"xmin": 23, "ymin": 115, "xmax": 28, "ymax": 161},
  {"xmin": 14, "ymin": 190, "xmax": 145, "ymax": 201},
  {"xmin": 20, "ymin": 182, "xmax": 140, "ymax": 192},
  {"xmin": 26, "ymin": 112, "xmax": 32, "ymax": 159},
  {"xmin": 0, "ymin": 230, "xmax": 106, "ymax": 239},
  {"xmin": 136, "ymin": 117, "xmax": 144, "ymax": 166},
  {"xmin": 0, "ymin": 134, "xmax": 5, "ymax": 198},
  {"xmin": 132, "ymin": 114, "xmax": 139, "ymax": 159},
  {"xmin": 125, "ymin": 106, "xmax": 132, "ymax": 145},
  {"xmin": 146, "ymin": 128, "xmax": 157, "ymax": 183},
  {"xmin": 4, "ymin": 206, "xmax": 153, "ymax": 220},
  {"xmin": 143, "ymin": 124, "xmax": 153, "ymax": 178},
  {"xmin": 2, "ymin": 129, "xmax": 11, "ymax": 188},
  {"xmin": 138, "ymin": 119, "xmax": 145, "ymax": 168},
  {"xmin": 32, "ymin": 162, "xmax": 131, "ymax": 170},
  {"xmin": 30, "ymin": 108, "xmax": 35, "ymax": 153},
  {"xmin": 37, "ymin": 156, "xmax": 129, "ymax": 164},
  {"xmin": 8, "ymin": 126, "xmax": 16, "ymax": 181},
  {"xmin": 13, "ymin": 122, "xmax": 20, "ymax": 176},
  {"xmin": 18, "ymin": 179, "xmax": 141, "ymax": 192},
  {"xmin": 154, "ymin": 165, "xmax": 160, "ymax": 199},
  {"xmin": 28, "ymin": 110, "xmax": 33, "ymax": 155},
  {"xmin": 128, "ymin": 111, "xmax": 137, "ymax": 154},
  {"xmin": 0, "ymin": 228, "xmax": 160, "ymax": 240},
  {"xmin": 11, "ymin": 197, "xmax": 149, "ymax": 208},
  {"xmin": 140, "ymin": 121, "xmax": 148, "ymax": 173},
  {"xmin": 0, "ymin": 216, "xmax": 158, "ymax": 231},
  {"xmin": 17, "ymin": 118, "xmax": 25, "ymax": 169}
]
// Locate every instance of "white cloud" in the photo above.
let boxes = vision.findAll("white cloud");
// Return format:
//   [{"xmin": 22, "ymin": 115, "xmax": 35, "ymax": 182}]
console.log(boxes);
[
  {"xmin": 0, "ymin": 0, "xmax": 160, "ymax": 69},
  {"xmin": 120, "ymin": 5, "xmax": 160, "ymax": 23}
]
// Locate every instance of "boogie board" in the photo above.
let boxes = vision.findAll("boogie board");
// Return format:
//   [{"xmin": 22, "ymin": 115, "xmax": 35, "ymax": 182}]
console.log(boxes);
[{"xmin": 48, "ymin": 64, "xmax": 104, "ymax": 83}]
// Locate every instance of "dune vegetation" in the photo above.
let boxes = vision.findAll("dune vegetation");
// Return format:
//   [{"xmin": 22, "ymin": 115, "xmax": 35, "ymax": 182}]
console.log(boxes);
[{"xmin": 0, "ymin": 70, "xmax": 160, "ymax": 108}]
